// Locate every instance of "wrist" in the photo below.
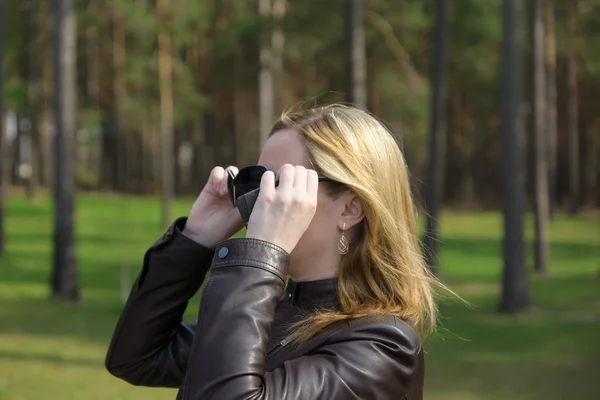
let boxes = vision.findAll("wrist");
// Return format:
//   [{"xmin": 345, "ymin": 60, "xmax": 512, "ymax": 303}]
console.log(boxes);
[
  {"xmin": 245, "ymin": 229, "xmax": 290, "ymax": 254},
  {"xmin": 182, "ymin": 226, "xmax": 215, "ymax": 248}
]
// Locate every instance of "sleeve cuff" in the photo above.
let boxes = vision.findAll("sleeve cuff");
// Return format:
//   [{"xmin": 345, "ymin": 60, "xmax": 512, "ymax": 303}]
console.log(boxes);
[
  {"xmin": 151, "ymin": 217, "xmax": 216, "ymax": 268},
  {"xmin": 211, "ymin": 238, "xmax": 289, "ymax": 282}
]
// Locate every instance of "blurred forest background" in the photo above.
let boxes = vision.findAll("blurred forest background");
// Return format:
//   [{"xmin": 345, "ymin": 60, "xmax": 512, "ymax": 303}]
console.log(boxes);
[
  {"xmin": 0, "ymin": 0, "xmax": 599, "ymax": 399},
  {"xmin": 1, "ymin": 0, "xmax": 598, "ymax": 206}
]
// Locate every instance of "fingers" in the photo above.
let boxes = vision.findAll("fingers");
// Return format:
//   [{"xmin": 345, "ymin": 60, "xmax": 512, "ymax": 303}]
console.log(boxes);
[
  {"xmin": 207, "ymin": 167, "xmax": 224, "ymax": 191},
  {"xmin": 293, "ymin": 166, "xmax": 307, "ymax": 193},
  {"xmin": 307, "ymin": 169, "xmax": 319, "ymax": 197},
  {"xmin": 247, "ymin": 165, "xmax": 319, "ymax": 254},
  {"xmin": 207, "ymin": 166, "xmax": 238, "ymax": 198},
  {"xmin": 259, "ymin": 170, "xmax": 276, "ymax": 201},
  {"xmin": 277, "ymin": 164, "xmax": 295, "ymax": 190},
  {"xmin": 222, "ymin": 166, "xmax": 238, "ymax": 196},
  {"xmin": 274, "ymin": 164, "xmax": 318, "ymax": 197},
  {"xmin": 225, "ymin": 165, "xmax": 239, "ymax": 177}
]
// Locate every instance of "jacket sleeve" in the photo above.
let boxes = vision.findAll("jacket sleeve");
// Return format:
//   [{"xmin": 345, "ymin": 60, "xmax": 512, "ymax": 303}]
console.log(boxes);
[
  {"xmin": 105, "ymin": 217, "xmax": 215, "ymax": 388},
  {"xmin": 177, "ymin": 238, "xmax": 423, "ymax": 400}
]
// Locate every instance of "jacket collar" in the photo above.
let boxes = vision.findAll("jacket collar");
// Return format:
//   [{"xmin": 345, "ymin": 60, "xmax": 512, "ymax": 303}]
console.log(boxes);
[{"xmin": 284, "ymin": 278, "xmax": 339, "ymax": 310}]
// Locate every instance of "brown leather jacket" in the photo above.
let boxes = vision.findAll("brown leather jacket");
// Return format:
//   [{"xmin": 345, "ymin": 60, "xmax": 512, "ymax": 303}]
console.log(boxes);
[{"xmin": 105, "ymin": 217, "xmax": 425, "ymax": 399}]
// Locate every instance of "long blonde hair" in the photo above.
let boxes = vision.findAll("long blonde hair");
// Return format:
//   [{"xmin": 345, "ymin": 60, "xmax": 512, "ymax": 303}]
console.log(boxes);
[{"xmin": 270, "ymin": 104, "xmax": 440, "ymax": 342}]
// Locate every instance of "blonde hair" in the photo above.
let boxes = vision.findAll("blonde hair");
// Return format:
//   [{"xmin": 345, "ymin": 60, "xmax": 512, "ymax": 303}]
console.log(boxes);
[{"xmin": 270, "ymin": 103, "xmax": 440, "ymax": 342}]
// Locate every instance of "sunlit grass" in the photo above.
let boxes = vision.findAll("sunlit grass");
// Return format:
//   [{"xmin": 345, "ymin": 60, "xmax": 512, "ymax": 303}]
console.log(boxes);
[{"xmin": 0, "ymin": 194, "xmax": 598, "ymax": 400}]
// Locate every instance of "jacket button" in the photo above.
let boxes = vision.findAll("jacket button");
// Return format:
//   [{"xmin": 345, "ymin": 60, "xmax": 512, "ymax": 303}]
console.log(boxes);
[{"xmin": 218, "ymin": 247, "xmax": 229, "ymax": 259}]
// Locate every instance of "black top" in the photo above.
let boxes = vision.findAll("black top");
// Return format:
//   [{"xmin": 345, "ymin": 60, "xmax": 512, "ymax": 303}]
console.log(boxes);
[
  {"xmin": 268, "ymin": 277, "xmax": 339, "ymax": 351},
  {"xmin": 285, "ymin": 278, "xmax": 339, "ymax": 309}
]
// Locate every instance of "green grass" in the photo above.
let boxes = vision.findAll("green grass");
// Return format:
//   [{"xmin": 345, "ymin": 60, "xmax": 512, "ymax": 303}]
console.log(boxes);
[{"xmin": 0, "ymin": 194, "xmax": 599, "ymax": 400}]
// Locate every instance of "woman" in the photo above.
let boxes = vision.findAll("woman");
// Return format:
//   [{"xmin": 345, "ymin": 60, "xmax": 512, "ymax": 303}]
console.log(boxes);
[{"xmin": 105, "ymin": 104, "xmax": 438, "ymax": 399}]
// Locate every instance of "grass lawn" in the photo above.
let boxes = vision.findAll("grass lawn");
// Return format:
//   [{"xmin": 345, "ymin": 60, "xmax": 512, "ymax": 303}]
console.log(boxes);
[{"xmin": 0, "ymin": 193, "xmax": 599, "ymax": 400}]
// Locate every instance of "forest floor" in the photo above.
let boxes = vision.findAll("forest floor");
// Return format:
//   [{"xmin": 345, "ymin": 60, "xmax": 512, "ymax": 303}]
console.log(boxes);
[{"xmin": 0, "ymin": 194, "xmax": 598, "ymax": 400}]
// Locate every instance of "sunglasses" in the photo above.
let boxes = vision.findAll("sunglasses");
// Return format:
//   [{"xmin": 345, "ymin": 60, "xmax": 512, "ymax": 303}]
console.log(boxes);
[{"xmin": 227, "ymin": 165, "xmax": 334, "ymax": 206}]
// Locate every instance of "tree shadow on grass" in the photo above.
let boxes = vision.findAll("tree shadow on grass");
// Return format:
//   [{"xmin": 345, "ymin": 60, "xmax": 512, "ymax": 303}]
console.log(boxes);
[
  {"xmin": 0, "ymin": 296, "xmax": 123, "ymax": 342},
  {"xmin": 7, "ymin": 232, "xmax": 120, "ymax": 246},
  {"xmin": 0, "ymin": 255, "xmax": 143, "ymax": 292},
  {"xmin": 426, "ymin": 275, "xmax": 600, "ymax": 399},
  {"xmin": 425, "ymin": 350, "xmax": 600, "ymax": 400},
  {"xmin": 437, "ymin": 236, "xmax": 599, "ymax": 284},
  {"xmin": 441, "ymin": 236, "xmax": 598, "ymax": 265},
  {"xmin": 0, "ymin": 229, "xmax": 153, "ymax": 291},
  {"xmin": 425, "ymin": 316, "xmax": 600, "ymax": 399},
  {"xmin": 439, "ymin": 273, "xmax": 600, "ymax": 317},
  {"xmin": 0, "ymin": 349, "xmax": 102, "ymax": 369}
]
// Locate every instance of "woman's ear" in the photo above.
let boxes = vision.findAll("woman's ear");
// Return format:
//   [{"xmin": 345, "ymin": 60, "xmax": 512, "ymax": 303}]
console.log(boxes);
[{"xmin": 338, "ymin": 194, "xmax": 365, "ymax": 230}]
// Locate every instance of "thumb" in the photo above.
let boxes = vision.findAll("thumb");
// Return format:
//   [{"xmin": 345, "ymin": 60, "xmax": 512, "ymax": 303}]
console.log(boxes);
[{"xmin": 206, "ymin": 166, "xmax": 224, "ymax": 190}]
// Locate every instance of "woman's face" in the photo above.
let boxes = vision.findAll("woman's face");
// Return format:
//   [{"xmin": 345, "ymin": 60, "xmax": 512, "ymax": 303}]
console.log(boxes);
[{"xmin": 256, "ymin": 128, "xmax": 346, "ymax": 280}]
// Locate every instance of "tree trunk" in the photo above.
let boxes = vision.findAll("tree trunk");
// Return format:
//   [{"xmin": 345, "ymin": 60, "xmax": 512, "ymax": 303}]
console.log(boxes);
[
  {"xmin": 12, "ymin": 117, "xmax": 21, "ymax": 186},
  {"xmin": 499, "ymin": 0, "xmax": 529, "ymax": 313},
  {"xmin": 565, "ymin": 0, "xmax": 580, "ymax": 214},
  {"xmin": 27, "ymin": 0, "xmax": 40, "ymax": 200},
  {"xmin": 233, "ymin": 49, "xmax": 259, "ymax": 168},
  {"xmin": 367, "ymin": 46, "xmax": 382, "ymax": 116},
  {"xmin": 272, "ymin": 0, "xmax": 286, "ymax": 117},
  {"xmin": 588, "ymin": 121, "xmax": 599, "ymax": 207},
  {"xmin": 461, "ymin": 93, "xmax": 476, "ymax": 206},
  {"xmin": 258, "ymin": 0, "xmax": 274, "ymax": 147},
  {"xmin": 86, "ymin": 24, "xmax": 100, "ymax": 110},
  {"xmin": 422, "ymin": 0, "xmax": 449, "ymax": 276},
  {"xmin": 39, "ymin": 107, "xmax": 52, "ymax": 188},
  {"xmin": 544, "ymin": 0, "xmax": 557, "ymax": 218},
  {"xmin": 532, "ymin": 0, "xmax": 549, "ymax": 275},
  {"xmin": 86, "ymin": 22, "xmax": 101, "ymax": 184},
  {"xmin": 151, "ymin": 110, "xmax": 161, "ymax": 194},
  {"xmin": 52, "ymin": 0, "xmax": 80, "ymax": 301},
  {"xmin": 346, "ymin": 0, "xmax": 367, "ymax": 109},
  {"xmin": 112, "ymin": 4, "xmax": 127, "ymax": 192},
  {"xmin": 187, "ymin": 31, "xmax": 208, "ymax": 187},
  {"xmin": 200, "ymin": 0, "xmax": 217, "ymax": 174},
  {"xmin": 0, "ymin": 0, "xmax": 5, "ymax": 255},
  {"xmin": 39, "ymin": 3, "xmax": 53, "ymax": 189},
  {"xmin": 156, "ymin": 0, "xmax": 174, "ymax": 229},
  {"xmin": 97, "ymin": 6, "xmax": 116, "ymax": 192}
]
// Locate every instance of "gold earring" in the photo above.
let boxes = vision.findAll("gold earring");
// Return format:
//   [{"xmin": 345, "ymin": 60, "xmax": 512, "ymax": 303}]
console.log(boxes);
[{"xmin": 338, "ymin": 223, "xmax": 349, "ymax": 255}]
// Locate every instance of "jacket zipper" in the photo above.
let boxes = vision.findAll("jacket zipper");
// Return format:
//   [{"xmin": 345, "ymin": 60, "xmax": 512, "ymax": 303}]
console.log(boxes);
[{"xmin": 267, "ymin": 335, "xmax": 293, "ymax": 358}]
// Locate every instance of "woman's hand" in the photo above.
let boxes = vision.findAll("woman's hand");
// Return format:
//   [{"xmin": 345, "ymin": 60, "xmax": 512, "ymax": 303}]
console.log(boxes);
[
  {"xmin": 245, "ymin": 164, "xmax": 318, "ymax": 254},
  {"xmin": 183, "ymin": 166, "xmax": 244, "ymax": 248}
]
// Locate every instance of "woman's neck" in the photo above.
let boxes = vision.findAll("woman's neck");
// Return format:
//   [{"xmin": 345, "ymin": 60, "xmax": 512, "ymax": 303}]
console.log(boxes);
[{"xmin": 288, "ymin": 251, "xmax": 341, "ymax": 282}]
